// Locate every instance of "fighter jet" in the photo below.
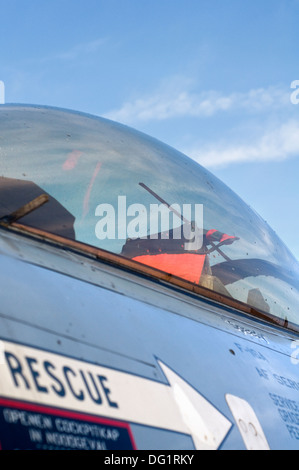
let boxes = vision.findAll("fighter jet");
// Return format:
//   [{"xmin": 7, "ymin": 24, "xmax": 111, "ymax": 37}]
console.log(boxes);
[{"xmin": 0, "ymin": 104, "xmax": 298, "ymax": 450}]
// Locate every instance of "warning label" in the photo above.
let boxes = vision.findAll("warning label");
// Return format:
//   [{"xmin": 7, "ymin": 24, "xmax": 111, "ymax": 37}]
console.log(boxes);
[{"xmin": 0, "ymin": 398, "xmax": 136, "ymax": 450}]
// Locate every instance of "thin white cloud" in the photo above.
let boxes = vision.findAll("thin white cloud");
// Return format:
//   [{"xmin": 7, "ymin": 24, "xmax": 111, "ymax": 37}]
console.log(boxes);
[
  {"xmin": 103, "ymin": 79, "xmax": 298, "ymax": 168},
  {"xmin": 185, "ymin": 120, "xmax": 299, "ymax": 168},
  {"xmin": 37, "ymin": 38, "xmax": 107, "ymax": 64},
  {"xmin": 54, "ymin": 38, "xmax": 107, "ymax": 61},
  {"xmin": 104, "ymin": 82, "xmax": 290, "ymax": 124}
]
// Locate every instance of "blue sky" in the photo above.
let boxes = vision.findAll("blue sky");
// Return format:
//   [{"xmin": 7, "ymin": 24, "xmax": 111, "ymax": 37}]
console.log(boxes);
[{"xmin": 1, "ymin": 0, "xmax": 299, "ymax": 259}]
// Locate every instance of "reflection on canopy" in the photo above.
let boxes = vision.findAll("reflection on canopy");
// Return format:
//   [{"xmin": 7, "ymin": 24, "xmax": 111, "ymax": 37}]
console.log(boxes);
[{"xmin": 0, "ymin": 104, "xmax": 298, "ymax": 330}]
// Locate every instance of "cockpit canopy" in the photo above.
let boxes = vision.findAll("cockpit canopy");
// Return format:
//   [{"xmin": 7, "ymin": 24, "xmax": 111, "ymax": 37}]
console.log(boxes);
[{"xmin": 0, "ymin": 104, "xmax": 298, "ymax": 329}]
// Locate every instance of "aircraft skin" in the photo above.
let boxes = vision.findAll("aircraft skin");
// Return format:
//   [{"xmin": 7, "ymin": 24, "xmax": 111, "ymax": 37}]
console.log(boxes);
[
  {"xmin": 0, "ymin": 105, "xmax": 298, "ymax": 450},
  {"xmin": 0, "ymin": 222, "xmax": 298, "ymax": 451}
]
